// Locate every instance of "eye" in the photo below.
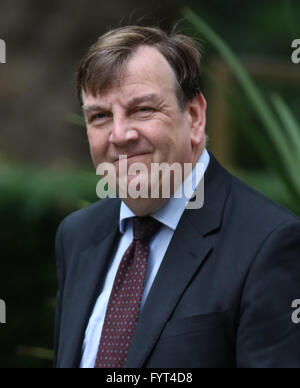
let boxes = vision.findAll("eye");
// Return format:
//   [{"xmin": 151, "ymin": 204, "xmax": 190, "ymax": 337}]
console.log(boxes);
[
  {"xmin": 134, "ymin": 106, "xmax": 155, "ymax": 116},
  {"xmin": 91, "ymin": 113, "xmax": 107, "ymax": 121},
  {"xmin": 88, "ymin": 112, "xmax": 110, "ymax": 125}
]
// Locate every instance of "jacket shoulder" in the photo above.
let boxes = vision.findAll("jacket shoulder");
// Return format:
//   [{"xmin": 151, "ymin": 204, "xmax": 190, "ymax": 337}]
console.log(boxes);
[
  {"xmin": 227, "ymin": 172, "xmax": 300, "ymax": 233},
  {"xmin": 56, "ymin": 197, "xmax": 121, "ymax": 250}
]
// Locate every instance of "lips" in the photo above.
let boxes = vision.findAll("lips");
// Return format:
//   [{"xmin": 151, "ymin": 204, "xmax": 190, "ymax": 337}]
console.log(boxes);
[
  {"xmin": 114, "ymin": 153, "xmax": 149, "ymax": 162},
  {"xmin": 127, "ymin": 153, "xmax": 147, "ymax": 160}
]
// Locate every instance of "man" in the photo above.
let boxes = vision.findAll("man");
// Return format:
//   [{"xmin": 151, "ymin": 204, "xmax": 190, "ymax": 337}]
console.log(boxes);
[{"xmin": 54, "ymin": 26, "xmax": 300, "ymax": 368}]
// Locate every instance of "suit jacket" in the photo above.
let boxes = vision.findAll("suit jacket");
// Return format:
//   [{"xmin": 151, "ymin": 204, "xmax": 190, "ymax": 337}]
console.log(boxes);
[{"xmin": 54, "ymin": 154, "xmax": 300, "ymax": 368}]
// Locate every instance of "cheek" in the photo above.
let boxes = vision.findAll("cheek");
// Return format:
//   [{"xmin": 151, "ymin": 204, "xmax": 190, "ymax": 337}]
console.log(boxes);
[
  {"xmin": 154, "ymin": 124, "xmax": 187, "ymax": 156},
  {"xmin": 87, "ymin": 130, "xmax": 108, "ymax": 163},
  {"xmin": 147, "ymin": 120, "xmax": 176, "ymax": 149},
  {"xmin": 150, "ymin": 135, "xmax": 171, "ymax": 161}
]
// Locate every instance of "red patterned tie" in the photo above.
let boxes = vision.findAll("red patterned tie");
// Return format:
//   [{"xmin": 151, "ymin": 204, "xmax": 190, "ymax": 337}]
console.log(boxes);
[{"xmin": 94, "ymin": 216, "xmax": 162, "ymax": 368}]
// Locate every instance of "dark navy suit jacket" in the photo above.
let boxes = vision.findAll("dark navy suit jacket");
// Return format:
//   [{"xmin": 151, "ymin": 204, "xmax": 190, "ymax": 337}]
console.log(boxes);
[{"xmin": 54, "ymin": 154, "xmax": 300, "ymax": 368}]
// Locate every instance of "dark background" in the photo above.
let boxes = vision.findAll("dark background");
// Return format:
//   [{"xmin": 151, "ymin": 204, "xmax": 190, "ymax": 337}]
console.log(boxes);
[{"xmin": 0, "ymin": 0, "xmax": 299, "ymax": 367}]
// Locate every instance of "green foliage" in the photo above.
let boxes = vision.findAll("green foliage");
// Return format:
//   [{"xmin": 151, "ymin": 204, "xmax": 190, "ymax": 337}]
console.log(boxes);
[
  {"xmin": 0, "ymin": 166, "xmax": 97, "ymax": 367},
  {"xmin": 184, "ymin": 8, "xmax": 300, "ymax": 215},
  {"xmin": 65, "ymin": 112, "xmax": 86, "ymax": 128}
]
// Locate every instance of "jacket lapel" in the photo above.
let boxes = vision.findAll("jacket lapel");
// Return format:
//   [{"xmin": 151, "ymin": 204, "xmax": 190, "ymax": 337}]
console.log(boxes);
[
  {"xmin": 125, "ymin": 154, "xmax": 231, "ymax": 367},
  {"xmin": 57, "ymin": 200, "xmax": 121, "ymax": 368},
  {"xmin": 125, "ymin": 214, "xmax": 213, "ymax": 368}
]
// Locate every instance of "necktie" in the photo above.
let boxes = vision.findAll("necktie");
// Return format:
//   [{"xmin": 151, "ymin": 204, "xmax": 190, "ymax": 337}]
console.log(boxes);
[{"xmin": 94, "ymin": 216, "xmax": 162, "ymax": 368}]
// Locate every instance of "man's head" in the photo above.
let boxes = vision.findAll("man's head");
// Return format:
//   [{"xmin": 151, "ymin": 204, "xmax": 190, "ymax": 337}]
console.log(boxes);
[
  {"xmin": 78, "ymin": 26, "xmax": 203, "ymax": 110},
  {"xmin": 78, "ymin": 26, "xmax": 207, "ymax": 216}
]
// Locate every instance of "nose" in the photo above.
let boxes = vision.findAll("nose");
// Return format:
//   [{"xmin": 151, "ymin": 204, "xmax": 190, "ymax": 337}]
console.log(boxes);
[{"xmin": 109, "ymin": 116, "xmax": 139, "ymax": 146}]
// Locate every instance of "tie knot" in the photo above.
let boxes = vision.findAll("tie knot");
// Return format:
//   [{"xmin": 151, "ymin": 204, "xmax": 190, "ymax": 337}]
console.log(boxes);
[{"xmin": 132, "ymin": 216, "xmax": 162, "ymax": 241}]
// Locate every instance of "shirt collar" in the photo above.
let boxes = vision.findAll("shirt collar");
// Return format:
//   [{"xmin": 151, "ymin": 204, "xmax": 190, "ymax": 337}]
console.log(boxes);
[{"xmin": 119, "ymin": 149, "xmax": 210, "ymax": 233}]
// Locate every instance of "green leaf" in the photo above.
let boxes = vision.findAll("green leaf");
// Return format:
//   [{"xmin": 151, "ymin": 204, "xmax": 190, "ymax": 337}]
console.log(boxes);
[
  {"xmin": 66, "ymin": 112, "xmax": 86, "ymax": 128},
  {"xmin": 183, "ymin": 7, "xmax": 300, "ymax": 199},
  {"xmin": 271, "ymin": 93, "xmax": 300, "ymax": 156}
]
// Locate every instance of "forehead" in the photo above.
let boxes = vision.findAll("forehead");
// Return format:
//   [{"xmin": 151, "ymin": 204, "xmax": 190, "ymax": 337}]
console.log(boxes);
[
  {"xmin": 123, "ymin": 45, "xmax": 176, "ymax": 85},
  {"xmin": 83, "ymin": 45, "xmax": 178, "ymax": 105}
]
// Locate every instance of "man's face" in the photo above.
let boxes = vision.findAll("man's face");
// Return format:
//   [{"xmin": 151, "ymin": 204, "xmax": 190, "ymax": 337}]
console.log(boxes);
[{"xmin": 82, "ymin": 45, "xmax": 206, "ymax": 200}]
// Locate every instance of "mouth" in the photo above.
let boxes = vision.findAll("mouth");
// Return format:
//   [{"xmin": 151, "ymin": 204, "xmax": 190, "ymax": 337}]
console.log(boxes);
[{"xmin": 115, "ymin": 153, "xmax": 150, "ymax": 162}]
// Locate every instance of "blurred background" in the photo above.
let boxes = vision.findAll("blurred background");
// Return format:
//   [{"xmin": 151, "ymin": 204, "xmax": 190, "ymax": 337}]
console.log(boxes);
[{"xmin": 0, "ymin": 0, "xmax": 299, "ymax": 367}]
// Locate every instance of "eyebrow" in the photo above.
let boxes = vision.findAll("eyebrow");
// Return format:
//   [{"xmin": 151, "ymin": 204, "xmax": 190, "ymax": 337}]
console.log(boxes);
[
  {"xmin": 82, "ymin": 104, "xmax": 106, "ymax": 115},
  {"xmin": 82, "ymin": 93, "xmax": 162, "ymax": 114},
  {"xmin": 127, "ymin": 93, "xmax": 162, "ymax": 109}
]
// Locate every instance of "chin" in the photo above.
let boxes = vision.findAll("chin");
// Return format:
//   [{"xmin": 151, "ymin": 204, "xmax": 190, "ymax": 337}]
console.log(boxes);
[
  {"xmin": 116, "ymin": 173, "xmax": 151, "ymax": 199},
  {"xmin": 122, "ymin": 197, "xmax": 169, "ymax": 217}
]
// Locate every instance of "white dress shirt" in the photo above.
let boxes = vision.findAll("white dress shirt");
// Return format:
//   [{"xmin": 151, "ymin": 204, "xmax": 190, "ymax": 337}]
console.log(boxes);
[{"xmin": 80, "ymin": 149, "xmax": 210, "ymax": 368}]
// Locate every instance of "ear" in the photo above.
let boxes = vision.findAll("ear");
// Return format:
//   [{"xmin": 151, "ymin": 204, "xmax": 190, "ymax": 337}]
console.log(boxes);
[{"xmin": 187, "ymin": 93, "xmax": 207, "ymax": 146}]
